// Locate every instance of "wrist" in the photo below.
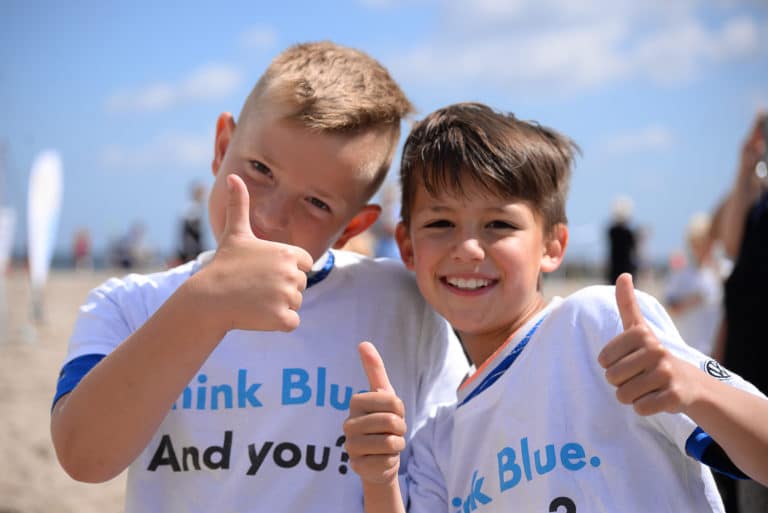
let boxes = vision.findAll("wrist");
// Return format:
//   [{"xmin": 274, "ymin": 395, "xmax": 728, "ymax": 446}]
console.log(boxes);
[{"xmin": 178, "ymin": 273, "xmax": 229, "ymax": 341}]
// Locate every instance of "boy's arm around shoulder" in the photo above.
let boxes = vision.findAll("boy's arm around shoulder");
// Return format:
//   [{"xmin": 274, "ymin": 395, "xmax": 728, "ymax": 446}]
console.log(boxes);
[
  {"xmin": 51, "ymin": 175, "xmax": 313, "ymax": 482},
  {"xmin": 597, "ymin": 274, "xmax": 768, "ymax": 485}
]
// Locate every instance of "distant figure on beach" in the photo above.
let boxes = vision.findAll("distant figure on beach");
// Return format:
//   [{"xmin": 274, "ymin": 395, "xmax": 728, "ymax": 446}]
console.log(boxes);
[
  {"xmin": 606, "ymin": 195, "xmax": 638, "ymax": 283},
  {"xmin": 72, "ymin": 228, "xmax": 93, "ymax": 270},
  {"xmin": 110, "ymin": 221, "xmax": 151, "ymax": 270},
  {"xmin": 371, "ymin": 181, "xmax": 401, "ymax": 260},
  {"xmin": 664, "ymin": 212, "xmax": 722, "ymax": 356},
  {"xmin": 176, "ymin": 182, "xmax": 207, "ymax": 264}
]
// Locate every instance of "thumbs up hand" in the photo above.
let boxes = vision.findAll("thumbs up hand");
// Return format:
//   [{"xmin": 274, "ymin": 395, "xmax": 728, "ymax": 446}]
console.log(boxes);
[
  {"xmin": 598, "ymin": 273, "xmax": 701, "ymax": 416},
  {"xmin": 343, "ymin": 342, "xmax": 407, "ymax": 485},
  {"xmin": 195, "ymin": 174, "xmax": 314, "ymax": 334}
]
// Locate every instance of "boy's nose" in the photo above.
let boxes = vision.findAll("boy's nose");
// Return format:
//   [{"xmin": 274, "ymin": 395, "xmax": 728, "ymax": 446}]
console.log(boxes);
[
  {"xmin": 254, "ymin": 193, "xmax": 291, "ymax": 234},
  {"xmin": 451, "ymin": 237, "xmax": 485, "ymax": 262}
]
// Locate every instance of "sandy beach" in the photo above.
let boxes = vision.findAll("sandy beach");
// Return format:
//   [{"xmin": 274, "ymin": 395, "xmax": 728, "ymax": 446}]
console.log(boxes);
[
  {"xmin": 1, "ymin": 269, "xmax": 126, "ymax": 513},
  {"xmin": 0, "ymin": 267, "xmax": 663, "ymax": 513}
]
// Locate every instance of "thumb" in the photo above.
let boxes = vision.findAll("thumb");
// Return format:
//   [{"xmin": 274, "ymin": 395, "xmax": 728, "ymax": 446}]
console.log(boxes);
[
  {"xmin": 615, "ymin": 273, "xmax": 645, "ymax": 330},
  {"xmin": 358, "ymin": 341, "xmax": 394, "ymax": 393},
  {"xmin": 223, "ymin": 174, "xmax": 253, "ymax": 237}
]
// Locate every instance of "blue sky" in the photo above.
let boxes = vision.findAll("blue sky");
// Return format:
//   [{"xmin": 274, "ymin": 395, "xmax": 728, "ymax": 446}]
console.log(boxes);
[{"xmin": 1, "ymin": 0, "xmax": 766, "ymax": 265}]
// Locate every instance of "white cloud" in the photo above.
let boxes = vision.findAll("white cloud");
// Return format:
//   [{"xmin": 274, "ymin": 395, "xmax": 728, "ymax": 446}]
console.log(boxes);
[
  {"xmin": 100, "ymin": 132, "xmax": 213, "ymax": 170},
  {"xmin": 106, "ymin": 63, "xmax": 242, "ymax": 113},
  {"xmin": 632, "ymin": 16, "xmax": 758, "ymax": 84},
  {"xmin": 393, "ymin": 0, "xmax": 763, "ymax": 95},
  {"xmin": 240, "ymin": 26, "xmax": 278, "ymax": 50},
  {"xmin": 601, "ymin": 125, "xmax": 675, "ymax": 155}
]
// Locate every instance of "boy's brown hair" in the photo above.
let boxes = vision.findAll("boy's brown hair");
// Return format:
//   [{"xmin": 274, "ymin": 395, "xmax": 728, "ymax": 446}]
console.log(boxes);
[
  {"xmin": 243, "ymin": 41, "xmax": 414, "ymax": 196},
  {"xmin": 399, "ymin": 102, "xmax": 579, "ymax": 232}
]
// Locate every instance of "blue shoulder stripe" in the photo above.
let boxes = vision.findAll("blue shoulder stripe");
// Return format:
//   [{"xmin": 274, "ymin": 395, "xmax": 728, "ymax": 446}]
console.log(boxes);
[
  {"xmin": 52, "ymin": 353, "xmax": 105, "ymax": 410},
  {"xmin": 458, "ymin": 316, "xmax": 545, "ymax": 408}
]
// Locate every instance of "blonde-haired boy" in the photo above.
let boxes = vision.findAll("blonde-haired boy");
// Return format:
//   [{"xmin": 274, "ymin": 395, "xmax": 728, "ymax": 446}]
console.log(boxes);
[{"xmin": 51, "ymin": 42, "xmax": 468, "ymax": 512}]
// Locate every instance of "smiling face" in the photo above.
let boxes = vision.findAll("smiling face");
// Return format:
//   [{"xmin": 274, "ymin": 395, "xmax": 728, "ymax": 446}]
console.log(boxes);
[
  {"xmin": 208, "ymin": 108, "xmax": 386, "ymax": 261},
  {"xmin": 397, "ymin": 179, "xmax": 567, "ymax": 359}
]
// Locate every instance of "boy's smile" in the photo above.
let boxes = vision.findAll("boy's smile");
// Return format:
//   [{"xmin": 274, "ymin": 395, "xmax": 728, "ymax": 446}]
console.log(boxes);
[{"xmin": 397, "ymin": 180, "xmax": 566, "ymax": 363}]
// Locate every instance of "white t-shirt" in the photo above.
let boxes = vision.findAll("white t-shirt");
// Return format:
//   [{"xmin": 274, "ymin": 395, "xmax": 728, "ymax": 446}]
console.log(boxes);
[
  {"xmin": 56, "ymin": 249, "xmax": 468, "ymax": 513},
  {"xmin": 406, "ymin": 286, "xmax": 763, "ymax": 513},
  {"xmin": 665, "ymin": 265, "xmax": 722, "ymax": 355}
]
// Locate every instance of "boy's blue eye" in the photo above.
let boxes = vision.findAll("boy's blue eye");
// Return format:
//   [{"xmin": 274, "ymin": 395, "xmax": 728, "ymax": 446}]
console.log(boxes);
[
  {"xmin": 249, "ymin": 160, "xmax": 272, "ymax": 177},
  {"xmin": 306, "ymin": 196, "xmax": 331, "ymax": 212}
]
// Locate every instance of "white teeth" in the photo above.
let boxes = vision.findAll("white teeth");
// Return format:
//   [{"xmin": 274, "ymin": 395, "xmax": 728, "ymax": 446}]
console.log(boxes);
[{"xmin": 447, "ymin": 277, "xmax": 491, "ymax": 290}]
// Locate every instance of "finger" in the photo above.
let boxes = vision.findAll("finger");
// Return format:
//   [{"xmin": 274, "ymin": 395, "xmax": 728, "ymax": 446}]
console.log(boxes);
[
  {"xmin": 296, "ymin": 248, "xmax": 314, "ymax": 274},
  {"xmin": 598, "ymin": 324, "xmax": 656, "ymax": 369},
  {"xmin": 223, "ymin": 174, "xmax": 253, "ymax": 237},
  {"xmin": 359, "ymin": 342, "xmax": 394, "ymax": 393},
  {"xmin": 601, "ymin": 335, "xmax": 648, "ymax": 382},
  {"xmin": 615, "ymin": 273, "xmax": 645, "ymax": 330}
]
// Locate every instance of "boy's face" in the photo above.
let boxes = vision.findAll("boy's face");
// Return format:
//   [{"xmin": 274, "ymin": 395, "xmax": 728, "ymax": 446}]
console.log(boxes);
[
  {"xmin": 209, "ymin": 109, "xmax": 383, "ymax": 261},
  {"xmin": 396, "ymin": 180, "xmax": 566, "ymax": 340}
]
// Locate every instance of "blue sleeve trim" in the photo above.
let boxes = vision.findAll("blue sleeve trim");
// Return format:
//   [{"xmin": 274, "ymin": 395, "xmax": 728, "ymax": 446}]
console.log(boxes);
[
  {"xmin": 686, "ymin": 427, "xmax": 749, "ymax": 480},
  {"xmin": 685, "ymin": 426, "xmax": 712, "ymax": 461},
  {"xmin": 52, "ymin": 353, "xmax": 106, "ymax": 410}
]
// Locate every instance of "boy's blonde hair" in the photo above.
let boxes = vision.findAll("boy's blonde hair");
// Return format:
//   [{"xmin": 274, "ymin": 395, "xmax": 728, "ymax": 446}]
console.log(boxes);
[
  {"xmin": 399, "ymin": 102, "xmax": 578, "ymax": 232},
  {"xmin": 243, "ymin": 41, "xmax": 414, "ymax": 196}
]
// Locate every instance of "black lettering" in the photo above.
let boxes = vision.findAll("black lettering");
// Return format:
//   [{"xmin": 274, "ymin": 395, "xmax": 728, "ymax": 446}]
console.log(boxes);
[
  {"xmin": 148, "ymin": 435, "xmax": 181, "ymax": 472},
  {"xmin": 246, "ymin": 441, "xmax": 274, "ymax": 475},
  {"xmin": 273, "ymin": 442, "xmax": 301, "ymax": 468},
  {"xmin": 182, "ymin": 446, "xmax": 201, "ymax": 471},
  {"xmin": 203, "ymin": 430, "xmax": 232, "ymax": 469},
  {"xmin": 305, "ymin": 444, "xmax": 330, "ymax": 471}
]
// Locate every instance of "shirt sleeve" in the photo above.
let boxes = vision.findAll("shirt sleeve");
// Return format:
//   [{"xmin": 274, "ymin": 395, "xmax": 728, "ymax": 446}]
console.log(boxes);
[
  {"xmin": 51, "ymin": 276, "xmax": 137, "ymax": 409},
  {"xmin": 626, "ymin": 290, "xmax": 765, "ymax": 478},
  {"xmin": 405, "ymin": 406, "xmax": 453, "ymax": 513},
  {"xmin": 413, "ymin": 306, "xmax": 469, "ymax": 434}
]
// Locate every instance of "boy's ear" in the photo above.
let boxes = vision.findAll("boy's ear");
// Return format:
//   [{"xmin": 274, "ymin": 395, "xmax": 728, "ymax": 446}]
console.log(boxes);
[
  {"xmin": 541, "ymin": 223, "xmax": 568, "ymax": 273},
  {"xmin": 395, "ymin": 222, "xmax": 415, "ymax": 270},
  {"xmin": 332, "ymin": 205, "xmax": 382, "ymax": 249},
  {"xmin": 212, "ymin": 113, "xmax": 236, "ymax": 176}
]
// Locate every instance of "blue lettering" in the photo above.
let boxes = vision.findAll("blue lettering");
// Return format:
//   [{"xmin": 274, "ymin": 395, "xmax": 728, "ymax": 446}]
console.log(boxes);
[
  {"xmin": 534, "ymin": 444, "xmax": 556, "ymax": 475},
  {"xmin": 196, "ymin": 374, "xmax": 207, "ymax": 410},
  {"xmin": 172, "ymin": 370, "xmax": 261, "ymax": 410},
  {"xmin": 560, "ymin": 443, "xmax": 586, "ymax": 471},
  {"xmin": 330, "ymin": 383, "xmax": 353, "ymax": 410},
  {"xmin": 211, "ymin": 384, "xmax": 233, "ymax": 410},
  {"xmin": 237, "ymin": 369, "xmax": 262, "ymax": 407},
  {"xmin": 316, "ymin": 367, "xmax": 326, "ymax": 406},
  {"xmin": 520, "ymin": 437, "xmax": 533, "ymax": 481},
  {"xmin": 282, "ymin": 368, "xmax": 311, "ymax": 405},
  {"xmin": 497, "ymin": 447, "xmax": 522, "ymax": 491}
]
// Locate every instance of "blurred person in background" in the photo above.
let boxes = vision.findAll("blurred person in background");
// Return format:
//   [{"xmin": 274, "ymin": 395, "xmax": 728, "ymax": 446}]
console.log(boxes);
[
  {"xmin": 605, "ymin": 195, "xmax": 638, "ymax": 284},
  {"xmin": 370, "ymin": 181, "xmax": 401, "ymax": 260},
  {"xmin": 664, "ymin": 212, "xmax": 722, "ymax": 356},
  {"xmin": 176, "ymin": 181, "xmax": 208, "ymax": 264},
  {"xmin": 712, "ymin": 112, "xmax": 768, "ymax": 513}
]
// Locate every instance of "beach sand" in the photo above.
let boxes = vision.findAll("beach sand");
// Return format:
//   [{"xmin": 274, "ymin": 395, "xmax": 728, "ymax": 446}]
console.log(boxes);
[{"xmin": 0, "ymin": 267, "xmax": 663, "ymax": 513}]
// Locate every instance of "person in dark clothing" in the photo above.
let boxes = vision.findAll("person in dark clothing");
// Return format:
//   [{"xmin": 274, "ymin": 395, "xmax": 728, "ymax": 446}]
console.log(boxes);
[
  {"xmin": 177, "ymin": 182, "xmax": 207, "ymax": 263},
  {"xmin": 606, "ymin": 196, "xmax": 638, "ymax": 284},
  {"xmin": 713, "ymin": 112, "xmax": 768, "ymax": 513}
]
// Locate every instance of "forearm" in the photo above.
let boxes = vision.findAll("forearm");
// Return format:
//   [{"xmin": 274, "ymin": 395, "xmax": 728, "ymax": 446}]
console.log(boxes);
[
  {"xmin": 51, "ymin": 279, "xmax": 227, "ymax": 482},
  {"xmin": 362, "ymin": 479, "xmax": 407, "ymax": 513},
  {"xmin": 720, "ymin": 170, "xmax": 761, "ymax": 259},
  {"xmin": 685, "ymin": 375, "xmax": 768, "ymax": 485}
]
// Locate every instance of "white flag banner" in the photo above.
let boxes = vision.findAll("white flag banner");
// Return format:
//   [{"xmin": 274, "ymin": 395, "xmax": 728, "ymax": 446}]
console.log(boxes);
[
  {"xmin": 27, "ymin": 150, "xmax": 63, "ymax": 291},
  {"xmin": 0, "ymin": 207, "xmax": 15, "ymax": 271}
]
